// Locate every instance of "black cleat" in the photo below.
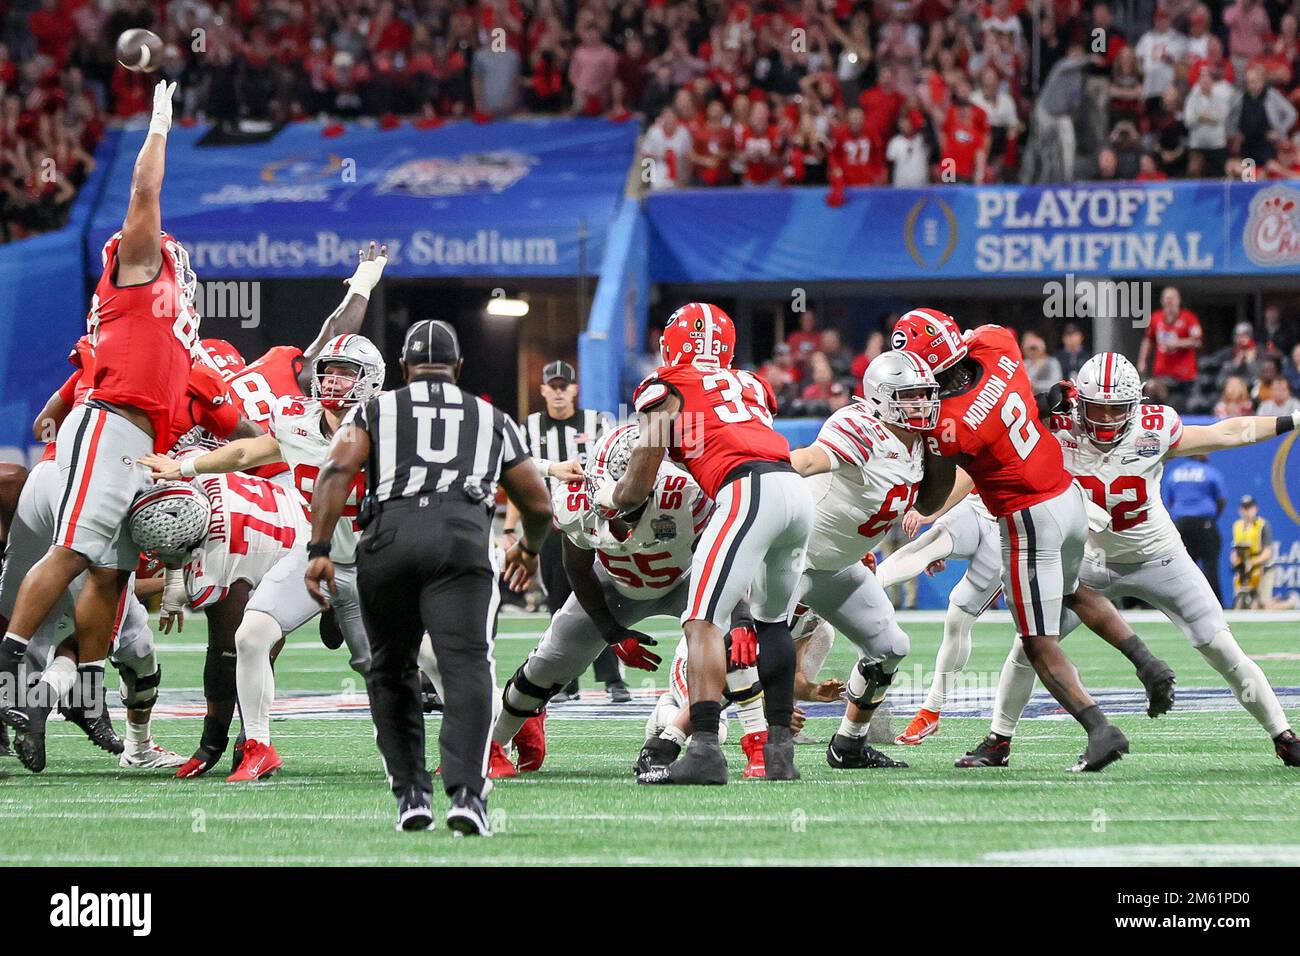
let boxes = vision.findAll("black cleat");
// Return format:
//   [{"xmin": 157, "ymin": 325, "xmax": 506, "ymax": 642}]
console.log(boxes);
[
  {"xmin": 638, "ymin": 732, "xmax": 727, "ymax": 785},
  {"xmin": 763, "ymin": 725, "xmax": 800, "ymax": 779},
  {"xmin": 10, "ymin": 704, "xmax": 50, "ymax": 773},
  {"xmin": 395, "ymin": 786, "xmax": 434, "ymax": 832},
  {"xmin": 826, "ymin": 733, "xmax": 907, "ymax": 769},
  {"xmin": 230, "ymin": 730, "xmax": 246, "ymax": 777},
  {"xmin": 955, "ymin": 733, "xmax": 1011, "ymax": 768},
  {"xmin": 1274, "ymin": 729, "xmax": 1300, "ymax": 767},
  {"xmin": 445, "ymin": 786, "xmax": 490, "ymax": 836},
  {"xmin": 606, "ymin": 680, "xmax": 632, "ymax": 704},
  {"xmin": 420, "ymin": 673, "xmax": 443, "ymax": 713},
  {"xmin": 1070, "ymin": 724, "xmax": 1130, "ymax": 773},
  {"xmin": 319, "ymin": 608, "xmax": 345, "ymax": 650},
  {"xmin": 1136, "ymin": 657, "xmax": 1177, "ymax": 718},
  {"xmin": 633, "ymin": 736, "xmax": 681, "ymax": 775},
  {"xmin": 60, "ymin": 705, "xmax": 124, "ymax": 756}
]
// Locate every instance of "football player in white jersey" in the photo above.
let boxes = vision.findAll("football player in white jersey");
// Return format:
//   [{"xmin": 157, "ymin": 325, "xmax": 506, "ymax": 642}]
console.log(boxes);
[
  {"xmin": 492, "ymin": 425, "xmax": 722, "ymax": 770},
  {"xmin": 976, "ymin": 352, "xmax": 1300, "ymax": 767},
  {"xmin": 788, "ymin": 351, "xmax": 957, "ymax": 769},
  {"xmin": 141, "ymin": 333, "xmax": 385, "ymax": 781},
  {"xmin": 875, "ymin": 475, "xmax": 1003, "ymax": 745}
]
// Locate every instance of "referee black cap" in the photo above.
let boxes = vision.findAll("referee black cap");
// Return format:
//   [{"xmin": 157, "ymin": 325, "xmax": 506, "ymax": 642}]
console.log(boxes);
[
  {"xmin": 403, "ymin": 320, "xmax": 461, "ymax": 366},
  {"xmin": 542, "ymin": 360, "xmax": 576, "ymax": 385}
]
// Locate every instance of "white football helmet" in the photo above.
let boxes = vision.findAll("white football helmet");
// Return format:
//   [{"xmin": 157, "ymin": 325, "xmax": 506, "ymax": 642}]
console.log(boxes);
[
  {"xmin": 861, "ymin": 350, "xmax": 940, "ymax": 431},
  {"xmin": 585, "ymin": 422, "xmax": 640, "ymax": 519},
  {"xmin": 1074, "ymin": 352, "xmax": 1142, "ymax": 446},
  {"xmin": 129, "ymin": 481, "xmax": 211, "ymax": 557},
  {"xmin": 312, "ymin": 334, "xmax": 385, "ymax": 410}
]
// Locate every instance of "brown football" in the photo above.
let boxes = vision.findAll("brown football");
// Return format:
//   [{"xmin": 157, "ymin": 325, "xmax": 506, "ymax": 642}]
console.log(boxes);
[{"xmin": 116, "ymin": 28, "xmax": 164, "ymax": 73}]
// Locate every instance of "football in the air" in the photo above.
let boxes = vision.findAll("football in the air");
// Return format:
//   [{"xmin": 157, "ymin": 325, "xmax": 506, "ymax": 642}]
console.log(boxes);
[{"xmin": 116, "ymin": 28, "xmax": 164, "ymax": 73}]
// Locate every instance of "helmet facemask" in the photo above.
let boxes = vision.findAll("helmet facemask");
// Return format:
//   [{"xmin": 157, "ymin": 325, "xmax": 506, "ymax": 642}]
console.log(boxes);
[
  {"xmin": 891, "ymin": 383, "xmax": 941, "ymax": 431},
  {"xmin": 313, "ymin": 359, "xmax": 366, "ymax": 410},
  {"xmin": 1079, "ymin": 395, "xmax": 1136, "ymax": 447}
]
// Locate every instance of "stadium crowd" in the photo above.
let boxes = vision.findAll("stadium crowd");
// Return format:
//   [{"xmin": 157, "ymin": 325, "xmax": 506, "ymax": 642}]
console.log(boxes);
[
  {"xmin": 8, "ymin": 1, "xmax": 1300, "ymax": 237},
  {"xmin": 746, "ymin": 292, "xmax": 1300, "ymax": 418}
]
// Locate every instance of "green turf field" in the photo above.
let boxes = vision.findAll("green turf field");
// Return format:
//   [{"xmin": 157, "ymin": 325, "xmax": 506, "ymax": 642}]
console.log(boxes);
[{"xmin": 2, "ymin": 613, "xmax": 1298, "ymax": 866}]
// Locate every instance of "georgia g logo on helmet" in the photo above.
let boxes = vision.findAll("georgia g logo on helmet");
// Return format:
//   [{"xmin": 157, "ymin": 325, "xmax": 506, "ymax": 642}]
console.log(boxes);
[{"xmin": 891, "ymin": 307, "xmax": 967, "ymax": 374}]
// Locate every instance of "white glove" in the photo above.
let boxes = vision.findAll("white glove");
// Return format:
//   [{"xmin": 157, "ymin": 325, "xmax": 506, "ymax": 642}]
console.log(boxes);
[
  {"xmin": 149, "ymin": 80, "xmax": 177, "ymax": 138},
  {"xmin": 592, "ymin": 479, "xmax": 621, "ymax": 518},
  {"xmin": 160, "ymin": 568, "xmax": 188, "ymax": 633},
  {"xmin": 344, "ymin": 250, "xmax": 388, "ymax": 300}
]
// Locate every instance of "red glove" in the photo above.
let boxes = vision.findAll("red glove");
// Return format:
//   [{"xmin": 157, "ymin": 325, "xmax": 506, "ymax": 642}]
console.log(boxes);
[
  {"xmin": 1048, "ymin": 379, "xmax": 1078, "ymax": 415},
  {"xmin": 861, "ymin": 551, "xmax": 878, "ymax": 572},
  {"xmin": 729, "ymin": 626, "xmax": 758, "ymax": 667},
  {"xmin": 609, "ymin": 632, "xmax": 661, "ymax": 671}
]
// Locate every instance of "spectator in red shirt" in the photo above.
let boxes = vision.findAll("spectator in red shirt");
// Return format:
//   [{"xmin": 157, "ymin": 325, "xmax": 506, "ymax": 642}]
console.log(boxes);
[
  {"xmin": 568, "ymin": 26, "xmax": 618, "ymax": 116},
  {"xmin": 800, "ymin": 351, "xmax": 837, "ymax": 402},
  {"xmin": 736, "ymin": 99, "xmax": 783, "ymax": 186},
  {"xmin": 786, "ymin": 310, "xmax": 821, "ymax": 365},
  {"xmin": 28, "ymin": 0, "xmax": 78, "ymax": 67},
  {"xmin": 859, "ymin": 65, "xmax": 905, "ymax": 143},
  {"xmin": 831, "ymin": 106, "xmax": 886, "ymax": 185},
  {"xmin": 689, "ymin": 98, "xmax": 734, "ymax": 186},
  {"xmin": 757, "ymin": 342, "xmax": 802, "ymax": 387},
  {"xmin": 1138, "ymin": 285, "xmax": 1204, "ymax": 410},
  {"xmin": 938, "ymin": 92, "xmax": 989, "ymax": 184},
  {"xmin": 850, "ymin": 329, "xmax": 886, "ymax": 385}
]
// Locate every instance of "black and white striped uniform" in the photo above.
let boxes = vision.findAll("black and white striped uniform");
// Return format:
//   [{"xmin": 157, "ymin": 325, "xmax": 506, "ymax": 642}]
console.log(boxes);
[
  {"xmin": 523, "ymin": 408, "xmax": 612, "ymax": 492},
  {"xmin": 345, "ymin": 376, "xmax": 529, "ymax": 799}
]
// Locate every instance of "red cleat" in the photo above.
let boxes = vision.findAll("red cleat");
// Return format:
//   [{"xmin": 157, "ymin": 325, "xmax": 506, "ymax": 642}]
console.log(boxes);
[
  {"xmin": 175, "ymin": 754, "xmax": 217, "ymax": 779},
  {"xmin": 896, "ymin": 708, "xmax": 941, "ymax": 746},
  {"xmin": 488, "ymin": 741, "xmax": 518, "ymax": 778},
  {"xmin": 741, "ymin": 731, "xmax": 768, "ymax": 778},
  {"xmin": 226, "ymin": 740, "xmax": 282, "ymax": 782},
  {"xmin": 514, "ymin": 712, "xmax": 547, "ymax": 772}
]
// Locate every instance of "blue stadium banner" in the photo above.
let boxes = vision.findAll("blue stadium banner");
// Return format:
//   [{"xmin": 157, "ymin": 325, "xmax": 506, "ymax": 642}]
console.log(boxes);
[
  {"xmin": 90, "ymin": 119, "xmax": 638, "ymax": 278},
  {"xmin": 647, "ymin": 179, "xmax": 1300, "ymax": 283}
]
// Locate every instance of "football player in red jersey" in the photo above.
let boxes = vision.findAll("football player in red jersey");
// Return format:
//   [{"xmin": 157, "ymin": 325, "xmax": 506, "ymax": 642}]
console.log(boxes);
[
  {"xmin": 0, "ymin": 80, "xmax": 203, "ymax": 763},
  {"xmin": 894, "ymin": 308, "xmax": 1136, "ymax": 772},
  {"xmin": 596, "ymin": 303, "xmax": 814, "ymax": 784}
]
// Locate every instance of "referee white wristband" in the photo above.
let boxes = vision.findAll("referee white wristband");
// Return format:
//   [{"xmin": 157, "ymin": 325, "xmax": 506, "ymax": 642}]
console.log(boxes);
[
  {"xmin": 179, "ymin": 458, "xmax": 198, "ymax": 478},
  {"xmin": 533, "ymin": 456, "xmax": 553, "ymax": 477}
]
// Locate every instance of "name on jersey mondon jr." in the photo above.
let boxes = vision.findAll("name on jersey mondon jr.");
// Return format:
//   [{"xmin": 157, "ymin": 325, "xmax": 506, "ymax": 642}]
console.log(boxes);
[{"xmin": 962, "ymin": 356, "xmax": 1020, "ymax": 430}]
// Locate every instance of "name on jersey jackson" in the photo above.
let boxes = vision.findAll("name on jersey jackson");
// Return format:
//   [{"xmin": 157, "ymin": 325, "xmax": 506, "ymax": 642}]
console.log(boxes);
[{"xmin": 961, "ymin": 355, "xmax": 1021, "ymax": 430}]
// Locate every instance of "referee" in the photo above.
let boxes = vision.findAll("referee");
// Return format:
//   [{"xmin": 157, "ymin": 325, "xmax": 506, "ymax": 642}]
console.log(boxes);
[
  {"xmin": 503, "ymin": 360, "xmax": 626, "ymax": 701},
  {"xmin": 306, "ymin": 320, "xmax": 551, "ymax": 835}
]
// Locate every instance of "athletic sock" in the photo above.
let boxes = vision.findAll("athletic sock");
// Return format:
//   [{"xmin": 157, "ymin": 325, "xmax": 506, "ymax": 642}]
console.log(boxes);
[
  {"xmin": 923, "ymin": 605, "xmax": 977, "ymax": 711},
  {"xmin": 199, "ymin": 714, "xmax": 230, "ymax": 754},
  {"xmin": 660, "ymin": 725, "xmax": 687, "ymax": 747},
  {"xmin": 1199, "ymin": 633, "xmax": 1290, "ymax": 737},
  {"xmin": 126, "ymin": 717, "xmax": 151, "ymax": 749},
  {"xmin": 735, "ymin": 694, "xmax": 767, "ymax": 735},
  {"xmin": 37, "ymin": 656, "xmax": 77, "ymax": 708},
  {"xmin": 990, "ymin": 639, "xmax": 1037, "ymax": 738},
  {"xmin": 75, "ymin": 662, "xmax": 106, "ymax": 717},
  {"xmin": 837, "ymin": 716, "xmax": 869, "ymax": 739},
  {"xmin": 689, "ymin": 701, "xmax": 721, "ymax": 735},
  {"xmin": 235, "ymin": 614, "xmax": 280, "ymax": 745},
  {"xmin": 755, "ymin": 620, "xmax": 796, "ymax": 729},
  {"xmin": 1116, "ymin": 634, "xmax": 1155, "ymax": 670},
  {"xmin": 1077, "ymin": 704, "xmax": 1107, "ymax": 734}
]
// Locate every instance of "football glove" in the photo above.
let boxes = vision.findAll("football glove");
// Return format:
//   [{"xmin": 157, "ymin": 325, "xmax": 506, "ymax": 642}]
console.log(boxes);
[
  {"xmin": 149, "ymin": 80, "xmax": 176, "ymax": 137},
  {"xmin": 728, "ymin": 625, "xmax": 758, "ymax": 667},
  {"xmin": 1047, "ymin": 379, "xmax": 1078, "ymax": 415},
  {"xmin": 605, "ymin": 629, "xmax": 660, "ymax": 671}
]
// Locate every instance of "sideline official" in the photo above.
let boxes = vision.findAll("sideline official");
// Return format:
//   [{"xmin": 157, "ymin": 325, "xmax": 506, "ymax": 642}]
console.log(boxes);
[{"xmin": 306, "ymin": 320, "xmax": 551, "ymax": 835}]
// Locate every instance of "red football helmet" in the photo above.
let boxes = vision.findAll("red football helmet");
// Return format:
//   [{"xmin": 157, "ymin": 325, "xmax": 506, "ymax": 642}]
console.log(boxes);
[
  {"xmin": 891, "ymin": 308, "xmax": 967, "ymax": 373},
  {"xmin": 201, "ymin": 338, "xmax": 245, "ymax": 375},
  {"xmin": 659, "ymin": 302, "xmax": 736, "ymax": 368}
]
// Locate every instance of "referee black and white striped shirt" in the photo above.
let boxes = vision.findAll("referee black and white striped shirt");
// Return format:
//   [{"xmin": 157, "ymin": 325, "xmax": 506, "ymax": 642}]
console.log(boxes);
[{"xmin": 348, "ymin": 379, "xmax": 529, "ymax": 505}]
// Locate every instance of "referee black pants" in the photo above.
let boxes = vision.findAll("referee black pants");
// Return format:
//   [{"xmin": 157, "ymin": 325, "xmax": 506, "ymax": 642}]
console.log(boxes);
[
  {"xmin": 357, "ymin": 498, "xmax": 498, "ymax": 799},
  {"xmin": 540, "ymin": 531, "xmax": 621, "ymax": 685},
  {"xmin": 1175, "ymin": 515, "xmax": 1223, "ymax": 602}
]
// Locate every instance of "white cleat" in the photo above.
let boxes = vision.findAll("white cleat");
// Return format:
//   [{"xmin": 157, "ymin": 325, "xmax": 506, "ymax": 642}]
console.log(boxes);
[{"xmin": 119, "ymin": 744, "xmax": 188, "ymax": 769}]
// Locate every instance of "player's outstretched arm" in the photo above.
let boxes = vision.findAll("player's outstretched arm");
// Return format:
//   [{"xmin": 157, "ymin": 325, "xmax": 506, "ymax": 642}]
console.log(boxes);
[
  {"xmin": 607, "ymin": 397, "xmax": 677, "ymax": 511},
  {"xmin": 562, "ymin": 537, "xmax": 620, "ymax": 634},
  {"xmin": 118, "ymin": 80, "xmax": 176, "ymax": 276},
  {"xmin": 1172, "ymin": 410, "xmax": 1299, "ymax": 457},
  {"xmin": 790, "ymin": 444, "xmax": 833, "ymax": 476},
  {"xmin": 296, "ymin": 242, "xmax": 388, "ymax": 392},
  {"xmin": 140, "ymin": 432, "xmax": 282, "ymax": 479},
  {"xmin": 915, "ymin": 446, "xmax": 958, "ymax": 514}
]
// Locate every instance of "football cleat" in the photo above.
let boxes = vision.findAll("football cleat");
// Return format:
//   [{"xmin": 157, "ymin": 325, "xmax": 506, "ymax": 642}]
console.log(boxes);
[
  {"xmin": 1069, "ymin": 725, "xmax": 1129, "ymax": 773},
  {"xmin": 955, "ymin": 733, "xmax": 1011, "ymax": 768},
  {"xmin": 741, "ymin": 731, "xmax": 767, "ymax": 778},
  {"xmin": 319, "ymin": 608, "xmax": 345, "ymax": 650},
  {"xmin": 826, "ymin": 733, "xmax": 907, "ymax": 769},
  {"xmin": 61, "ymin": 704, "xmax": 125, "ymax": 756},
  {"xmin": 606, "ymin": 680, "xmax": 632, "ymax": 704},
  {"xmin": 1136, "ymin": 657, "xmax": 1177, "ymax": 718},
  {"xmin": 446, "ymin": 787, "xmax": 491, "ymax": 836},
  {"xmin": 513, "ymin": 712, "xmax": 547, "ymax": 772},
  {"xmin": 1275, "ymin": 729, "xmax": 1300, "ymax": 767},
  {"xmin": 638, "ymin": 733, "xmax": 727, "ymax": 785},
  {"xmin": 896, "ymin": 708, "xmax": 941, "ymax": 745},
  {"xmin": 633, "ymin": 736, "xmax": 681, "ymax": 775},
  {"xmin": 13, "ymin": 726, "xmax": 46, "ymax": 773},
  {"xmin": 120, "ymin": 743, "xmax": 188, "ymax": 769},
  {"xmin": 226, "ymin": 739, "xmax": 282, "ymax": 782},
  {"xmin": 763, "ymin": 726, "xmax": 800, "ymax": 780},
  {"xmin": 396, "ymin": 786, "xmax": 434, "ymax": 832},
  {"xmin": 230, "ymin": 731, "xmax": 246, "ymax": 776},
  {"xmin": 176, "ymin": 742, "xmax": 224, "ymax": 779},
  {"xmin": 487, "ymin": 741, "xmax": 518, "ymax": 779}
]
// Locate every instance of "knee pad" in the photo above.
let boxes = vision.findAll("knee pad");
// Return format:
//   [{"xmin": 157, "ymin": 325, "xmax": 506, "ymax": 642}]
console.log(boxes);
[
  {"xmin": 501, "ymin": 660, "xmax": 562, "ymax": 719},
  {"xmin": 846, "ymin": 657, "xmax": 894, "ymax": 709},
  {"xmin": 234, "ymin": 610, "xmax": 282, "ymax": 657},
  {"xmin": 116, "ymin": 658, "xmax": 161, "ymax": 709},
  {"xmin": 723, "ymin": 665, "xmax": 762, "ymax": 706}
]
